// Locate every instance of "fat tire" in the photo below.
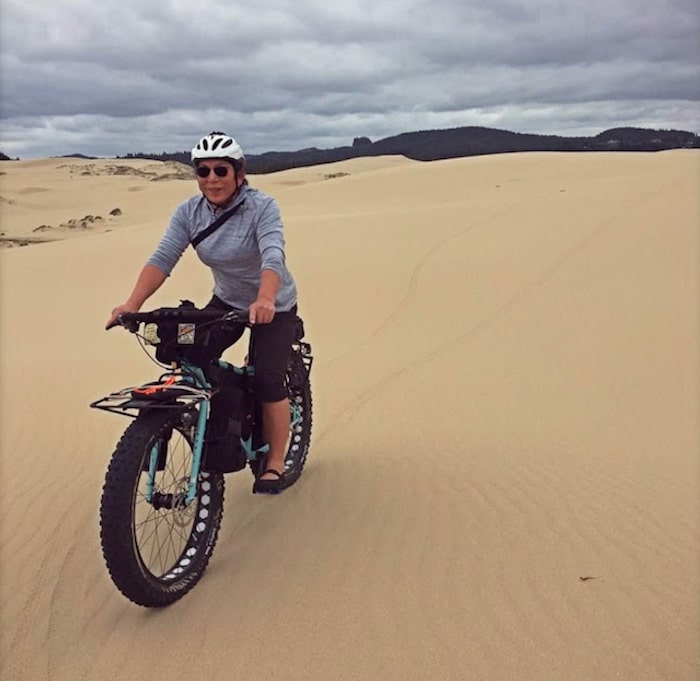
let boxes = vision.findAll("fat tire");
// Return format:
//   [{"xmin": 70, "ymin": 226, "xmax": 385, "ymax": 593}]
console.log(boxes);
[
  {"xmin": 285, "ymin": 349, "xmax": 313, "ymax": 485},
  {"xmin": 100, "ymin": 409, "xmax": 224, "ymax": 607}
]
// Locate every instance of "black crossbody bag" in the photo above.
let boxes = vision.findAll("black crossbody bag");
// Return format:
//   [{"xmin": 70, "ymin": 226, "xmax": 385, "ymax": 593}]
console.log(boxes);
[{"xmin": 191, "ymin": 199, "xmax": 246, "ymax": 248}]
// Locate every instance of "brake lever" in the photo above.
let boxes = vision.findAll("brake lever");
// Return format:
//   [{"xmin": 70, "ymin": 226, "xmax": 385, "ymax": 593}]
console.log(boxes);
[{"xmin": 223, "ymin": 310, "xmax": 250, "ymax": 324}]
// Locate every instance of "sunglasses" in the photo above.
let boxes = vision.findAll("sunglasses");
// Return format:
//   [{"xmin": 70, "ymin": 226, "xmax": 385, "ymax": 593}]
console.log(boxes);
[{"xmin": 196, "ymin": 165, "xmax": 230, "ymax": 178}]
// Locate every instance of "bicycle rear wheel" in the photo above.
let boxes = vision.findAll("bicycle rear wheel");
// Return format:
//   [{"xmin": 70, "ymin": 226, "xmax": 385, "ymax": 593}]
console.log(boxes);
[
  {"xmin": 100, "ymin": 409, "xmax": 224, "ymax": 607},
  {"xmin": 249, "ymin": 343, "xmax": 313, "ymax": 486},
  {"xmin": 285, "ymin": 344, "xmax": 313, "ymax": 484}
]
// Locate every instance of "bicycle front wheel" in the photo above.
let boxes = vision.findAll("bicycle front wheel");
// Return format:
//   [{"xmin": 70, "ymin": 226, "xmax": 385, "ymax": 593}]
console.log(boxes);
[{"xmin": 100, "ymin": 409, "xmax": 224, "ymax": 607}]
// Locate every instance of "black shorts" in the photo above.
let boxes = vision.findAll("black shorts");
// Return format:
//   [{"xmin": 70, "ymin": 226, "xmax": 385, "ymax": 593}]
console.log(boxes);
[{"xmin": 204, "ymin": 295, "xmax": 302, "ymax": 402}]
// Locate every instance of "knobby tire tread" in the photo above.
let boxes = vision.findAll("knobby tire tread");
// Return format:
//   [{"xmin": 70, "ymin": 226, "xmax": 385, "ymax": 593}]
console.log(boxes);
[{"xmin": 100, "ymin": 410, "xmax": 224, "ymax": 607}]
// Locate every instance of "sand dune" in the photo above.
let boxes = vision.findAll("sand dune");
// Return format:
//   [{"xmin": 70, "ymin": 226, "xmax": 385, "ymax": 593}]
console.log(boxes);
[
  {"xmin": 0, "ymin": 158, "xmax": 196, "ymax": 243},
  {"xmin": 0, "ymin": 151, "xmax": 698, "ymax": 681}
]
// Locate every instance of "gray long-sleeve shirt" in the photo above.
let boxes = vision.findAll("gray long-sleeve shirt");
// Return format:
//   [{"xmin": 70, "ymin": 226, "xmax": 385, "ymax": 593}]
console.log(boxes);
[{"xmin": 147, "ymin": 184, "xmax": 297, "ymax": 311}]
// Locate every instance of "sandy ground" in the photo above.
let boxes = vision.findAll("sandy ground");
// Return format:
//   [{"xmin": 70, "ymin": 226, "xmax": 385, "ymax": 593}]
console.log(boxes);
[{"xmin": 0, "ymin": 150, "xmax": 698, "ymax": 681}]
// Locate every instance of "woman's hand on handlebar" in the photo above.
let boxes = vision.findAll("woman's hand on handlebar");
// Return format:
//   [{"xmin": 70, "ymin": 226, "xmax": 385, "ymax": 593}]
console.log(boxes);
[
  {"xmin": 106, "ymin": 302, "xmax": 140, "ymax": 330},
  {"xmin": 248, "ymin": 296, "xmax": 276, "ymax": 324}
]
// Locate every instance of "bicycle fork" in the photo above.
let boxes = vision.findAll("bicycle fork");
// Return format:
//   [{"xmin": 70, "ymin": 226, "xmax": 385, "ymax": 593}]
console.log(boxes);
[{"xmin": 144, "ymin": 400, "xmax": 210, "ymax": 507}]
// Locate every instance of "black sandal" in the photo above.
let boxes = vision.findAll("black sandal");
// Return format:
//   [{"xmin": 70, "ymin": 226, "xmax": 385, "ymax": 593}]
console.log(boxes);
[{"xmin": 252, "ymin": 468, "xmax": 288, "ymax": 494}]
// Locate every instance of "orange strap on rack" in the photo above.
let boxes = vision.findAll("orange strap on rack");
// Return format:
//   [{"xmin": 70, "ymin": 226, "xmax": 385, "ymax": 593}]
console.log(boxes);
[{"xmin": 133, "ymin": 375, "xmax": 178, "ymax": 395}]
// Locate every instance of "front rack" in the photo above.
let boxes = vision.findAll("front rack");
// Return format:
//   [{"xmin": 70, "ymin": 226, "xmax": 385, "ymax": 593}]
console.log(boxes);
[{"xmin": 90, "ymin": 375, "xmax": 213, "ymax": 418}]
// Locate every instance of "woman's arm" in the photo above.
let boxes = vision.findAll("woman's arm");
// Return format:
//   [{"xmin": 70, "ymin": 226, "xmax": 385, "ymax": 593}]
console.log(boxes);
[
  {"xmin": 250, "ymin": 197, "xmax": 286, "ymax": 324},
  {"xmin": 125, "ymin": 264, "xmax": 168, "ymax": 309},
  {"xmin": 106, "ymin": 202, "xmax": 191, "ymax": 328},
  {"xmin": 249, "ymin": 269, "xmax": 280, "ymax": 324},
  {"xmin": 106, "ymin": 264, "xmax": 167, "ymax": 328}
]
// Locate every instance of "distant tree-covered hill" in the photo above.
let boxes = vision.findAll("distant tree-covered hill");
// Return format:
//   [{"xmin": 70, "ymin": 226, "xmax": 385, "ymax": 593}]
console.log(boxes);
[
  {"xmin": 119, "ymin": 125, "xmax": 699, "ymax": 174},
  {"xmin": 2, "ymin": 126, "xmax": 696, "ymax": 166},
  {"xmin": 113, "ymin": 125, "xmax": 700, "ymax": 173},
  {"xmin": 57, "ymin": 153, "xmax": 98, "ymax": 159}
]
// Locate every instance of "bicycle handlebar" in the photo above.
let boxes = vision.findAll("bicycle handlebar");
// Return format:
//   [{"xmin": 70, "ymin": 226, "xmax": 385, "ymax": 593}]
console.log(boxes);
[{"xmin": 108, "ymin": 307, "xmax": 250, "ymax": 332}]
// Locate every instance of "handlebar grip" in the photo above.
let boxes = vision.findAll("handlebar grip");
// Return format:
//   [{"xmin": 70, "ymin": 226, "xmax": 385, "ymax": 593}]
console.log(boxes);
[{"xmin": 116, "ymin": 314, "xmax": 139, "ymax": 333}]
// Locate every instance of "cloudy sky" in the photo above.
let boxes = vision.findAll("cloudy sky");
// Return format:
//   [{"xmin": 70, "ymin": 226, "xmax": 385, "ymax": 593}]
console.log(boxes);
[{"xmin": 1, "ymin": 0, "xmax": 698, "ymax": 159}]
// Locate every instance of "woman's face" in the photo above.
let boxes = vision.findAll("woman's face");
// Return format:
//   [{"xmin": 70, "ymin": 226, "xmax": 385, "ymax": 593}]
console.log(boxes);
[{"xmin": 196, "ymin": 159, "xmax": 242, "ymax": 206}]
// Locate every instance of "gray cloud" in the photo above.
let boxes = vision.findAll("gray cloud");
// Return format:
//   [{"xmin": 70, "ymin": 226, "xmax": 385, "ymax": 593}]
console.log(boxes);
[{"xmin": 1, "ymin": 0, "xmax": 698, "ymax": 158}]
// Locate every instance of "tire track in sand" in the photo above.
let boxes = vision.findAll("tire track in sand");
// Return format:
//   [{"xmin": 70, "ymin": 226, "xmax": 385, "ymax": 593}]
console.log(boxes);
[
  {"xmin": 324, "ymin": 194, "xmax": 533, "ymax": 366},
  {"xmin": 316, "ymin": 182, "xmax": 675, "ymax": 446}
]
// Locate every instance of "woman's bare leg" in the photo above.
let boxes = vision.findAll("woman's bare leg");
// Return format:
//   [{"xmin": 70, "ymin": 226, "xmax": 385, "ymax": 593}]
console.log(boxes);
[{"xmin": 260, "ymin": 398, "xmax": 290, "ymax": 479}]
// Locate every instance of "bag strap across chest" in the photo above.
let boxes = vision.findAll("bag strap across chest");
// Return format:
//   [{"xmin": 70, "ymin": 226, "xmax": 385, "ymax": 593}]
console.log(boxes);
[{"xmin": 191, "ymin": 199, "xmax": 246, "ymax": 248}]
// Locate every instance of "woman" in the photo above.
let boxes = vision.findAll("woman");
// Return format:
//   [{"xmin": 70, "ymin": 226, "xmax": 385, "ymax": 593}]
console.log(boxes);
[{"xmin": 106, "ymin": 131, "xmax": 301, "ymax": 494}]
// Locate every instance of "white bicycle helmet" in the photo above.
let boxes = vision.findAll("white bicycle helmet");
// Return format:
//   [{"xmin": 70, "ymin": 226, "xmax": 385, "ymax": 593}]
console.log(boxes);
[{"xmin": 191, "ymin": 132, "xmax": 244, "ymax": 163}]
